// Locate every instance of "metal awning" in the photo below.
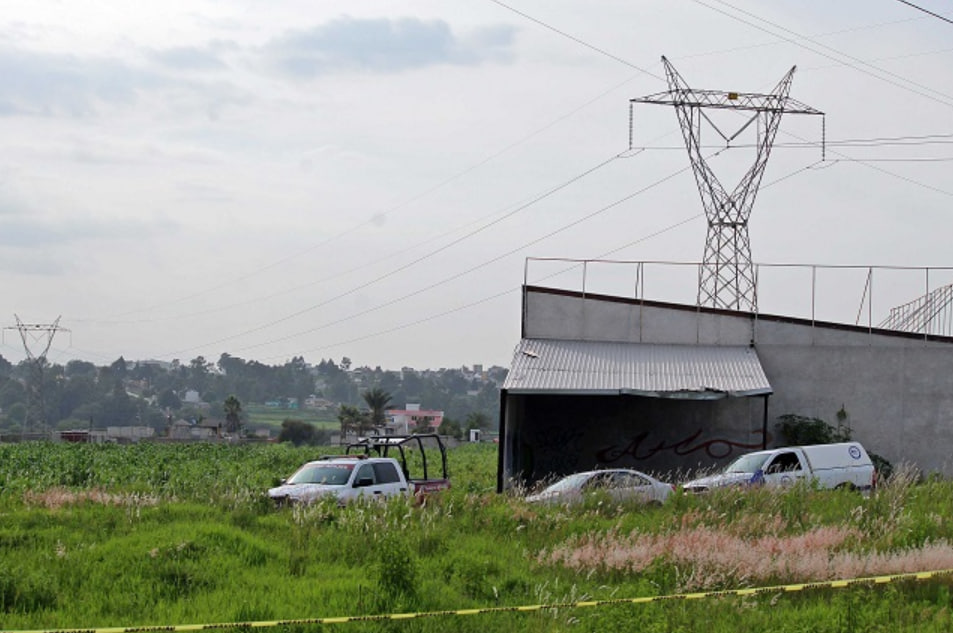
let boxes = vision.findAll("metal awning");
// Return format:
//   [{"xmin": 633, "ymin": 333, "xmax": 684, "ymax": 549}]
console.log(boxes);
[{"xmin": 502, "ymin": 338, "xmax": 772, "ymax": 399}]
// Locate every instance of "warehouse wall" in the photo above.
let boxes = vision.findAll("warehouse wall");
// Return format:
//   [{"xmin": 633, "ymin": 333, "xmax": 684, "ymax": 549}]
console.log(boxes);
[{"xmin": 502, "ymin": 286, "xmax": 953, "ymax": 485}]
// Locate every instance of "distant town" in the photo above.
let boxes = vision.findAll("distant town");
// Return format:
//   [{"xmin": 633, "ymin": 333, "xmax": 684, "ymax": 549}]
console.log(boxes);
[{"xmin": 0, "ymin": 353, "xmax": 506, "ymax": 444}]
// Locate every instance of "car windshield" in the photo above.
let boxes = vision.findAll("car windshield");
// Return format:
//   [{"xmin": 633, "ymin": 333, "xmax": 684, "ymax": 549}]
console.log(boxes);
[
  {"xmin": 540, "ymin": 472, "xmax": 592, "ymax": 494},
  {"xmin": 287, "ymin": 464, "xmax": 354, "ymax": 485},
  {"xmin": 724, "ymin": 453, "xmax": 770, "ymax": 473}
]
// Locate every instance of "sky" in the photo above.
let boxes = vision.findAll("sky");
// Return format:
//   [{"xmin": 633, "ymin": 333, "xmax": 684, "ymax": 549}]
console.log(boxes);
[{"xmin": 0, "ymin": 0, "xmax": 951, "ymax": 371}]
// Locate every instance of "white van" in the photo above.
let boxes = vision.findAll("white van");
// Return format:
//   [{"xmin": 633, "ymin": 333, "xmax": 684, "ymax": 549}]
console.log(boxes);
[{"xmin": 682, "ymin": 442, "xmax": 876, "ymax": 493}]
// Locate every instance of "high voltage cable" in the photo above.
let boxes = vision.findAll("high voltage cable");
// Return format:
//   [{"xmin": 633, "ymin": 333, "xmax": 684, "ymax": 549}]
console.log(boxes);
[
  {"xmin": 632, "ymin": 132, "xmax": 953, "ymax": 150},
  {"xmin": 61, "ymin": 5, "xmax": 953, "ymax": 362},
  {"xmin": 491, "ymin": 0, "xmax": 950, "ymax": 197},
  {"xmin": 681, "ymin": 0, "xmax": 953, "ymax": 200},
  {"xmin": 75, "ymin": 4, "xmax": 946, "ymax": 331},
  {"xmin": 487, "ymin": 0, "xmax": 663, "ymax": 80},
  {"xmin": 83, "ymin": 75, "xmax": 650, "ymax": 325},
  {"xmin": 806, "ymin": 45, "xmax": 953, "ymax": 72},
  {"xmin": 83, "ymin": 3, "xmax": 933, "ymax": 328},
  {"xmin": 894, "ymin": 0, "xmax": 953, "ymax": 26},
  {"xmin": 161, "ymin": 18, "xmax": 953, "ymax": 361},
  {"xmin": 230, "ymin": 158, "xmax": 697, "ymax": 357},
  {"xmin": 258, "ymin": 161, "xmax": 700, "ymax": 361},
  {"xmin": 72, "ymin": 74, "xmax": 648, "ymax": 327},
  {"xmin": 157, "ymin": 151, "xmax": 627, "ymax": 359},
  {"xmin": 692, "ymin": 0, "xmax": 953, "ymax": 109},
  {"xmin": 676, "ymin": 15, "xmax": 928, "ymax": 62},
  {"xmin": 265, "ymin": 157, "xmax": 821, "ymax": 360}
]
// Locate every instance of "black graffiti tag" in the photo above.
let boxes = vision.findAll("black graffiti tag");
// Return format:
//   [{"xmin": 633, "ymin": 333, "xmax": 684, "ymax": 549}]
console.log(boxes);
[{"xmin": 595, "ymin": 428, "xmax": 769, "ymax": 463}]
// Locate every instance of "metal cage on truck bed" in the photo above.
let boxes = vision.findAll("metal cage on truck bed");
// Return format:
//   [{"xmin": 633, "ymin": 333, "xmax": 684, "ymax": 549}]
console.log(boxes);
[{"xmin": 346, "ymin": 433, "xmax": 449, "ymax": 486}]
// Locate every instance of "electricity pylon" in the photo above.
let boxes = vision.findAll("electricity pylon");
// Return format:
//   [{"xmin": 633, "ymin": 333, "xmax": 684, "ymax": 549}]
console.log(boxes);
[
  {"xmin": 4, "ymin": 315, "xmax": 69, "ymax": 438},
  {"xmin": 632, "ymin": 56, "xmax": 823, "ymax": 311}
]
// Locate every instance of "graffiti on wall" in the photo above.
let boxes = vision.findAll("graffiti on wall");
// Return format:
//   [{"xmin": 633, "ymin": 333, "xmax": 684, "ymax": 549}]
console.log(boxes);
[{"xmin": 596, "ymin": 428, "xmax": 771, "ymax": 463}]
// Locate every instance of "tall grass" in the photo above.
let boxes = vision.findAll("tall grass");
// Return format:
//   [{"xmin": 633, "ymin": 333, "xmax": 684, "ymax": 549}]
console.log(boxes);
[{"xmin": 0, "ymin": 442, "xmax": 951, "ymax": 632}]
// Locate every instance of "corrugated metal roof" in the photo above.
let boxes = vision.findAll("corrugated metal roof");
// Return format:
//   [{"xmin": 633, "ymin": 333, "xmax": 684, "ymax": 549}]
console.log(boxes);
[{"xmin": 502, "ymin": 339, "xmax": 772, "ymax": 398}]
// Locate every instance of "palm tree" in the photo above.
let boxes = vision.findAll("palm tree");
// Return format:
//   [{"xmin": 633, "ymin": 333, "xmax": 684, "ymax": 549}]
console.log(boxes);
[
  {"xmin": 337, "ymin": 404, "xmax": 371, "ymax": 442},
  {"xmin": 362, "ymin": 387, "xmax": 392, "ymax": 430},
  {"xmin": 223, "ymin": 395, "xmax": 242, "ymax": 435}
]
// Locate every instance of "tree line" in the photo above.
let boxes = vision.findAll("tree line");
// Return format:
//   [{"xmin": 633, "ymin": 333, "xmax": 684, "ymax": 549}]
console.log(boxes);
[{"xmin": 0, "ymin": 353, "xmax": 505, "ymax": 436}]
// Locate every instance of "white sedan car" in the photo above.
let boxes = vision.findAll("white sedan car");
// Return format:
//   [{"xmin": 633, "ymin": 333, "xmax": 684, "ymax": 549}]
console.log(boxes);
[{"xmin": 525, "ymin": 469, "xmax": 674, "ymax": 505}]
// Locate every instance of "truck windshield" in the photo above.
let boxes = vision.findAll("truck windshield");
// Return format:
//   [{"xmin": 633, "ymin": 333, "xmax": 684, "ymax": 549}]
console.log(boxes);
[
  {"xmin": 287, "ymin": 464, "xmax": 354, "ymax": 485},
  {"xmin": 724, "ymin": 453, "xmax": 770, "ymax": 474}
]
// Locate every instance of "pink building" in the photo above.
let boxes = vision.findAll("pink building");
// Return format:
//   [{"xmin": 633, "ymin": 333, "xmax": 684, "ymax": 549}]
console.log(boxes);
[{"xmin": 385, "ymin": 403, "xmax": 444, "ymax": 433}]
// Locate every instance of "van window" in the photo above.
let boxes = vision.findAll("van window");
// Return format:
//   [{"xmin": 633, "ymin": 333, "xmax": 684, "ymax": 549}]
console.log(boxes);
[
  {"xmin": 724, "ymin": 453, "xmax": 770, "ymax": 473},
  {"xmin": 766, "ymin": 452, "xmax": 802, "ymax": 474}
]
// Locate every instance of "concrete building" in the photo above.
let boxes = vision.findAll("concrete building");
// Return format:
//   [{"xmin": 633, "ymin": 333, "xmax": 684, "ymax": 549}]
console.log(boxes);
[
  {"xmin": 386, "ymin": 404, "xmax": 444, "ymax": 434},
  {"xmin": 498, "ymin": 276, "xmax": 953, "ymax": 490}
]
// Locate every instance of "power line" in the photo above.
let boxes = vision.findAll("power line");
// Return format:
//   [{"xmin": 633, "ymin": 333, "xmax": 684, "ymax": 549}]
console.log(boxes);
[
  {"xmin": 487, "ymin": 0, "xmax": 663, "ymax": 80},
  {"xmin": 71, "ymin": 74, "xmax": 650, "ymax": 327},
  {"xmin": 894, "ymin": 0, "xmax": 953, "ymax": 26},
  {"xmin": 158, "ymin": 151, "xmax": 628, "ymax": 359},
  {"xmin": 253, "ymin": 160, "xmax": 699, "ymax": 360},
  {"xmin": 692, "ymin": 0, "xmax": 953, "ymax": 109},
  {"xmin": 275, "ymin": 157, "xmax": 824, "ymax": 361},
  {"xmin": 632, "ymin": 132, "xmax": 953, "ymax": 151}
]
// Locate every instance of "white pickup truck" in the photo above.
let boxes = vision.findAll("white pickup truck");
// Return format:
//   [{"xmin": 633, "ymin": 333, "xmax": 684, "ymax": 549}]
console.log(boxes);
[
  {"xmin": 682, "ymin": 442, "xmax": 876, "ymax": 493},
  {"xmin": 268, "ymin": 455, "xmax": 411, "ymax": 506},
  {"xmin": 269, "ymin": 433, "xmax": 452, "ymax": 506}
]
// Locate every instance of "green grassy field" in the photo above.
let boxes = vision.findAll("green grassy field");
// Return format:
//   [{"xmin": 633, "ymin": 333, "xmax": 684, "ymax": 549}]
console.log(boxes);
[
  {"xmin": 243, "ymin": 406, "xmax": 338, "ymax": 432},
  {"xmin": 1, "ymin": 441, "xmax": 952, "ymax": 633}
]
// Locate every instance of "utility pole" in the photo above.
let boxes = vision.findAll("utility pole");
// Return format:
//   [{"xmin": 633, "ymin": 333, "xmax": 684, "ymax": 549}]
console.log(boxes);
[
  {"xmin": 4, "ymin": 315, "xmax": 69, "ymax": 439},
  {"xmin": 632, "ymin": 56, "xmax": 824, "ymax": 311}
]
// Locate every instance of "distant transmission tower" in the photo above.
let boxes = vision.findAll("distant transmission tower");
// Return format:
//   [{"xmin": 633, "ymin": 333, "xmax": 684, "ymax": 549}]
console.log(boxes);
[
  {"xmin": 632, "ymin": 56, "xmax": 824, "ymax": 311},
  {"xmin": 4, "ymin": 315, "xmax": 69, "ymax": 438}
]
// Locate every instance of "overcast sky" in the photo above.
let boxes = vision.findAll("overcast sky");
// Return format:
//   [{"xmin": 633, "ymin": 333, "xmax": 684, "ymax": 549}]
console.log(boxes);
[{"xmin": 1, "ymin": 1, "xmax": 951, "ymax": 370}]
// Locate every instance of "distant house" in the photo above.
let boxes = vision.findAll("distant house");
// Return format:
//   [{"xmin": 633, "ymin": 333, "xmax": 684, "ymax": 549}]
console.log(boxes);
[
  {"xmin": 197, "ymin": 419, "xmax": 224, "ymax": 438},
  {"xmin": 386, "ymin": 404, "xmax": 444, "ymax": 434},
  {"xmin": 169, "ymin": 419, "xmax": 194, "ymax": 440},
  {"xmin": 168, "ymin": 418, "xmax": 222, "ymax": 440}
]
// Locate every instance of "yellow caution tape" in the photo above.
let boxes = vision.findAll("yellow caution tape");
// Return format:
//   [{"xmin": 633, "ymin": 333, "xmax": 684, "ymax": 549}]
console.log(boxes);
[{"xmin": 4, "ymin": 568, "xmax": 953, "ymax": 633}]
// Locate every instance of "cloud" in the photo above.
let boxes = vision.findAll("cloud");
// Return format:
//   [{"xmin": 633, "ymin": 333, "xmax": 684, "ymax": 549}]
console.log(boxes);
[
  {"xmin": 0, "ymin": 217, "xmax": 171, "ymax": 248},
  {"xmin": 148, "ymin": 45, "xmax": 227, "ymax": 71},
  {"xmin": 262, "ymin": 16, "xmax": 516, "ymax": 78},
  {"xmin": 0, "ymin": 47, "xmax": 163, "ymax": 116}
]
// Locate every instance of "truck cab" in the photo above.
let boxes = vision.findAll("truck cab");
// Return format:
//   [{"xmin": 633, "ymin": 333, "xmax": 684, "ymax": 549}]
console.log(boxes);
[{"xmin": 268, "ymin": 455, "xmax": 410, "ymax": 506}]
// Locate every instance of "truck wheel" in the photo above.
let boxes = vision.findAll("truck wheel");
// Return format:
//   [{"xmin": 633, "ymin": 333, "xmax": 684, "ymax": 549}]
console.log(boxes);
[{"xmin": 835, "ymin": 482, "xmax": 857, "ymax": 492}]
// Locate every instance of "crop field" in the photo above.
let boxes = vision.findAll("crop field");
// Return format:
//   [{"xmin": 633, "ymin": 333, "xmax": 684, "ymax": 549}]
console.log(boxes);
[
  {"xmin": 1, "ymin": 442, "xmax": 953, "ymax": 633},
  {"xmin": 243, "ymin": 406, "xmax": 338, "ymax": 431}
]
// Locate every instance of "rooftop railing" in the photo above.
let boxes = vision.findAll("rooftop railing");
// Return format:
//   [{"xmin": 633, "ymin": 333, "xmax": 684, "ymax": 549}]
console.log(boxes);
[{"xmin": 524, "ymin": 258, "xmax": 953, "ymax": 337}]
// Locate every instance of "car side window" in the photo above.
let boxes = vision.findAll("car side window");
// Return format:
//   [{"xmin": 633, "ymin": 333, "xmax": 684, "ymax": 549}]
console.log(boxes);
[
  {"xmin": 616, "ymin": 472, "xmax": 649, "ymax": 488},
  {"xmin": 585, "ymin": 473, "xmax": 611, "ymax": 490},
  {"xmin": 356, "ymin": 464, "xmax": 376, "ymax": 484},
  {"xmin": 373, "ymin": 462, "xmax": 400, "ymax": 484}
]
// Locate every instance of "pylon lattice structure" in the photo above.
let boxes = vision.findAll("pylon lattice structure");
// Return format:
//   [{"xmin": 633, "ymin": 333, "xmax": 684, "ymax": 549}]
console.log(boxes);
[
  {"xmin": 632, "ymin": 56, "xmax": 824, "ymax": 311},
  {"xmin": 4, "ymin": 315, "xmax": 69, "ymax": 437}
]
